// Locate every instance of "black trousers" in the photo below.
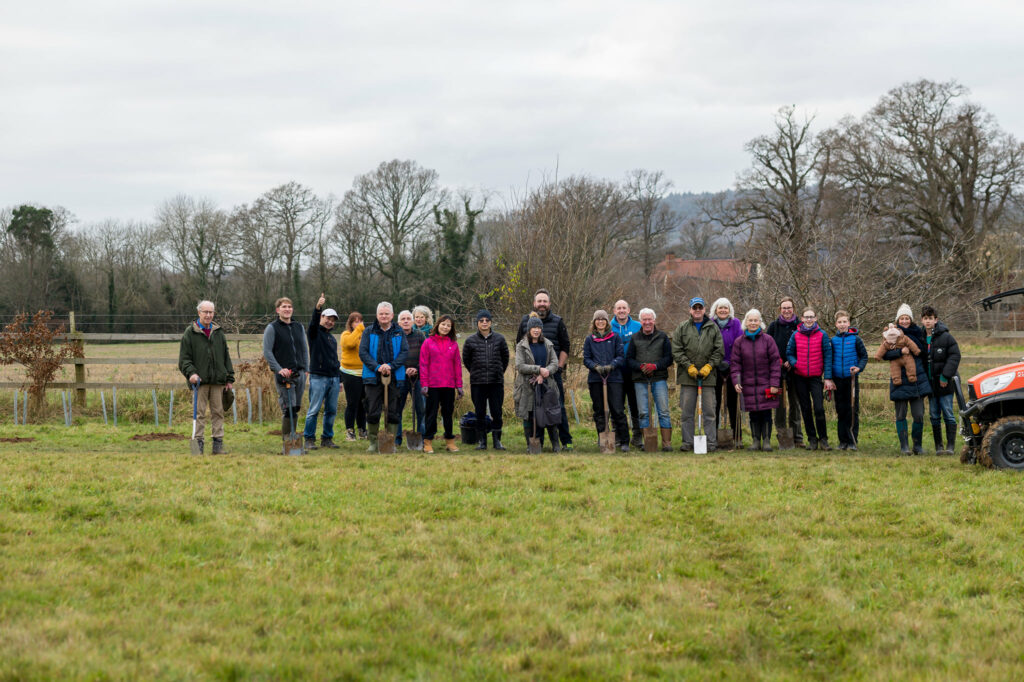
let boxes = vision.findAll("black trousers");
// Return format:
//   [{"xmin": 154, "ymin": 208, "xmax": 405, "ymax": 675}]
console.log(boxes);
[
  {"xmin": 342, "ymin": 373, "xmax": 367, "ymax": 431},
  {"xmin": 554, "ymin": 370, "xmax": 573, "ymax": 445},
  {"xmin": 774, "ymin": 371, "xmax": 804, "ymax": 444},
  {"xmin": 364, "ymin": 380, "xmax": 400, "ymax": 425},
  {"xmin": 793, "ymin": 375, "xmax": 828, "ymax": 443},
  {"xmin": 471, "ymin": 383, "xmax": 504, "ymax": 434},
  {"xmin": 425, "ymin": 387, "xmax": 456, "ymax": 440},
  {"xmin": 588, "ymin": 381, "xmax": 629, "ymax": 444},
  {"xmin": 714, "ymin": 369, "xmax": 739, "ymax": 430},
  {"xmin": 833, "ymin": 376, "xmax": 860, "ymax": 446},
  {"xmin": 621, "ymin": 371, "xmax": 641, "ymax": 437}
]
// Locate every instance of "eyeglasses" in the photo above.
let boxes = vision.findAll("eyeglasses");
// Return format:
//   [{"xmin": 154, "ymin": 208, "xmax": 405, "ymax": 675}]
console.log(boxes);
[{"xmin": 691, "ymin": 305, "xmax": 704, "ymax": 310}]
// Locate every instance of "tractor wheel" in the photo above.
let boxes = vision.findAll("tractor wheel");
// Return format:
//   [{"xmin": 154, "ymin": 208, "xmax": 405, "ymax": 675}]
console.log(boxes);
[{"xmin": 979, "ymin": 417, "xmax": 1024, "ymax": 470}]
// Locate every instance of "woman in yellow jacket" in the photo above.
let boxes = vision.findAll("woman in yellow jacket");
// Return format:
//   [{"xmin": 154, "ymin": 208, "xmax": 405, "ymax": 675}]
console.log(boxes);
[{"xmin": 340, "ymin": 312, "xmax": 367, "ymax": 440}]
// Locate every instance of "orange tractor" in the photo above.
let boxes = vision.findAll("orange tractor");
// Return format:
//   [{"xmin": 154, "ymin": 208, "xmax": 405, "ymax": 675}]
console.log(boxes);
[{"xmin": 957, "ymin": 289, "xmax": 1024, "ymax": 469}]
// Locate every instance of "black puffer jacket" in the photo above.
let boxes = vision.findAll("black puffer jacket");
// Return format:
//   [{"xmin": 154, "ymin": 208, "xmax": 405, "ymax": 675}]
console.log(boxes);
[
  {"xmin": 462, "ymin": 331, "xmax": 510, "ymax": 384},
  {"xmin": 925, "ymin": 322, "xmax": 961, "ymax": 397}
]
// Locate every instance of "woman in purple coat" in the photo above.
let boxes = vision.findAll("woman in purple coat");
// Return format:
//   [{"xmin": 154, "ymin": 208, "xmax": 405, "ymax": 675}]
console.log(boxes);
[
  {"xmin": 711, "ymin": 297, "xmax": 743, "ymax": 436},
  {"xmin": 730, "ymin": 308, "xmax": 782, "ymax": 451}
]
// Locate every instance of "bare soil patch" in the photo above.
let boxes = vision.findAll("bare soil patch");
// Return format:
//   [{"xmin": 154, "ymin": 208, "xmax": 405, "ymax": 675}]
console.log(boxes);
[
  {"xmin": 0, "ymin": 437, "xmax": 35, "ymax": 443},
  {"xmin": 130, "ymin": 433, "xmax": 187, "ymax": 442}
]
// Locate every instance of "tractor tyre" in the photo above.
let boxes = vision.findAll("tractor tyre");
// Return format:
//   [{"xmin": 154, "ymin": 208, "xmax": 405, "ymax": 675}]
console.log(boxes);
[{"xmin": 979, "ymin": 417, "xmax": 1024, "ymax": 470}]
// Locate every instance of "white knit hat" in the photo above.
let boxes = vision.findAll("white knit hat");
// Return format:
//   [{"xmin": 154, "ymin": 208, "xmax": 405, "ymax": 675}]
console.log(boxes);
[{"xmin": 896, "ymin": 303, "xmax": 913, "ymax": 321}]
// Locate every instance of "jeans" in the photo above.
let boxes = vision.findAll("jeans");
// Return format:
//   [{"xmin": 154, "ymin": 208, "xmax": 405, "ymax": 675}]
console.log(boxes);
[
  {"xmin": 634, "ymin": 380, "xmax": 671, "ymax": 428},
  {"xmin": 929, "ymin": 392, "xmax": 955, "ymax": 424},
  {"xmin": 395, "ymin": 376, "xmax": 425, "ymax": 444},
  {"xmin": 303, "ymin": 374, "xmax": 340, "ymax": 439}
]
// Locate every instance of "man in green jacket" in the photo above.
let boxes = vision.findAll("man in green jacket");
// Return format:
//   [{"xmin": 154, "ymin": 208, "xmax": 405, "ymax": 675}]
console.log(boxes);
[
  {"xmin": 671, "ymin": 297, "xmax": 724, "ymax": 452},
  {"xmin": 178, "ymin": 300, "xmax": 235, "ymax": 454}
]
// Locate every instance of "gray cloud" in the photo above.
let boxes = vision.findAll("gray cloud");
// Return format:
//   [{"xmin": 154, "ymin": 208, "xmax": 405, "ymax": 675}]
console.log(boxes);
[{"xmin": 2, "ymin": 0, "xmax": 1021, "ymax": 223}]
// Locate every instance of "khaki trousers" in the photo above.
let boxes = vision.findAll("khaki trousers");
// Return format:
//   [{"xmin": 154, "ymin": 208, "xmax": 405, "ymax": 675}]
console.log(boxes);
[{"xmin": 195, "ymin": 383, "xmax": 225, "ymax": 439}]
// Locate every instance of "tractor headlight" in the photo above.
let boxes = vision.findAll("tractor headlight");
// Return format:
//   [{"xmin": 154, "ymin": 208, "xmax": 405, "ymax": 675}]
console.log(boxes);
[{"xmin": 979, "ymin": 371, "xmax": 1015, "ymax": 396}]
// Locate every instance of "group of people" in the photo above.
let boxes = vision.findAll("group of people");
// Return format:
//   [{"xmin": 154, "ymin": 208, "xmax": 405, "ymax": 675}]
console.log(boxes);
[{"xmin": 178, "ymin": 289, "xmax": 962, "ymax": 456}]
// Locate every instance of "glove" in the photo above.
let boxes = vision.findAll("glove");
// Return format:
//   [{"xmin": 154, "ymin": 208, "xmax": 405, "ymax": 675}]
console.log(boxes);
[
  {"xmin": 687, "ymin": 365, "xmax": 699, "ymax": 379},
  {"xmin": 598, "ymin": 365, "xmax": 612, "ymax": 377},
  {"xmin": 940, "ymin": 377, "xmax": 948, "ymax": 387},
  {"xmin": 456, "ymin": 387, "xmax": 464, "ymax": 399},
  {"xmin": 641, "ymin": 363, "xmax": 656, "ymax": 375},
  {"xmin": 420, "ymin": 386, "xmax": 429, "ymax": 396},
  {"xmin": 699, "ymin": 364, "xmax": 713, "ymax": 378}
]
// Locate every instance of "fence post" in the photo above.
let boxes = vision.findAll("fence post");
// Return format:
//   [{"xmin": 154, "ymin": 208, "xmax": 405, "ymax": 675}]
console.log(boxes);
[
  {"xmin": 113, "ymin": 386, "xmax": 118, "ymax": 427},
  {"xmin": 152, "ymin": 389, "xmax": 159, "ymax": 426},
  {"xmin": 168, "ymin": 389, "xmax": 174, "ymax": 428},
  {"xmin": 13, "ymin": 389, "xmax": 17, "ymax": 425},
  {"xmin": 101, "ymin": 390, "xmax": 108, "ymax": 425},
  {"xmin": 69, "ymin": 311, "xmax": 86, "ymax": 407},
  {"xmin": 246, "ymin": 388, "xmax": 252, "ymax": 424}
]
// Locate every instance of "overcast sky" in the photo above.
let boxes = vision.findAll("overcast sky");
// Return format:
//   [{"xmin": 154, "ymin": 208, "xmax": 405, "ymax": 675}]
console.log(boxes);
[{"xmin": 2, "ymin": 0, "xmax": 1022, "ymax": 225}]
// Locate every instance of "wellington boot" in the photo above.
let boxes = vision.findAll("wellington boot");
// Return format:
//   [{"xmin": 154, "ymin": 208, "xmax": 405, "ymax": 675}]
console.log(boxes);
[
  {"xmin": 212, "ymin": 438, "xmax": 227, "ymax": 455},
  {"xmin": 492, "ymin": 431, "xmax": 506, "ymax": 451},
  {"xmin": 445, "ymin": 438, "xmax": 459, "ymax": 452},
  {"xmin": 896, "ymin": 420, "xmax": 910, "ymax": 455},
  {"xmin": 423, "ymin": 439, "xmax": 434, "ymax": 454},
  {"xmin": 476, "ymin": 434, "xmax": 488, "ymax": 450},
  {"xmin": 911, "ymin": 421, "xmax": 924, "ymax": 455},
  {"xmin": 748, "ymin": 421, "xmax": 761, "ymax": 451},
  {"xmin": 932, "ymin": 422, "xmax": 944, "ymax": 455},
  {"xmin": 945, "ymin": 422, "xmax": 958, "ymax": 456},
  {"xmin": 367, "ymin": 423, "xmax": 379, "ymax": 453},
  {"xmin": 660, "ymin": 428, "xmax": 672, "ymax": 452}
]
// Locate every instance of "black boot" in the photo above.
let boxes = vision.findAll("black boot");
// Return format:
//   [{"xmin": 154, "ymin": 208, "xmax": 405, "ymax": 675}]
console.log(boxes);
[
  {"xmin": 761, "ymin": 423, "xmax": 773, "ymax": 451},
  {"xmin": 476, "ymin": 432, "xmax": 488, "ymax": 450},
  {"xmin": 304, "ymin": 436, "xmax": 319, "ymax": 451},
  {"xmin": 911, "ymin": 422, "xmax": 924, "ymax": 455},
  {"xmin": 212, "ymin": 437, "xmax": 227, "ymax": 454},
  {"xmin": 492, "ymin": 430, "xmax": 506, "ymax": 451},
  {"xmin": 945, "ymin": 422, "xmax": 957, "ymax": 456},
  {"xmin": 932, "ymin": 422, "xmax": 943, "ymax": 455},
  {"xmin": 548, "ymin": 426, "xmax": 561, "ymax": 452},
  {"xmin": 320, "ymin": 437, "xmax": 339, "ymax": 449}
]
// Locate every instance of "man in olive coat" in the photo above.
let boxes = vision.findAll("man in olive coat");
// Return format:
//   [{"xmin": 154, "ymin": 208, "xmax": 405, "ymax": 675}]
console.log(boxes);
[
  {"xmin": 178, "ymin": 300, "xmax": 235, "ymax": 454},
  {"xmin": 671, "ymin": 296, "xmax": 724, "ymax": 452}
]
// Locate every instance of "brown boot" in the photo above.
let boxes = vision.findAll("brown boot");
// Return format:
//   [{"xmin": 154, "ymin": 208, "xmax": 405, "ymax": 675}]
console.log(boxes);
[
  {"xmin": 422, "ymin": 439, "xmax": 434, "ymax": 454},
  {"xmin": 445, "ymin": 438, "xmax": 459, "ymax": 452},
  {"xmin": 660, "ymin": 428, "xmax": 672, "ymax": 452}
]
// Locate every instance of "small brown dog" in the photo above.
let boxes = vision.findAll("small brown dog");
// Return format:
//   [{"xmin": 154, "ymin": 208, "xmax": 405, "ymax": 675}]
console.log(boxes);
[{"xmin": 875, "ymin": 324, "xmax": 919, "ymax": 385}]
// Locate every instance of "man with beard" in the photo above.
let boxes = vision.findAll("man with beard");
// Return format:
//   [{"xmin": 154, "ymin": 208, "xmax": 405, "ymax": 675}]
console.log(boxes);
[{"xmin": 516, "ymin": 289, "xmax": 573, "ymax": 449}]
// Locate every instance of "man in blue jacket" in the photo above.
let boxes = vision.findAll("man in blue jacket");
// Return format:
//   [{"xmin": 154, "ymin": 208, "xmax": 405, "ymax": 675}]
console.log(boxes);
[
  {"xmin": 612, "ymin": 299, "xmax": 644, "ymax": 448},
  {"xmin": 358, "ymin": 301, "xmax": 409, "ymax": 452}
]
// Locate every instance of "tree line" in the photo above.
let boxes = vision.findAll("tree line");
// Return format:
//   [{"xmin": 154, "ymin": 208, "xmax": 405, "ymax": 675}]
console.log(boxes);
[{"xmin": 3, "ymin": 79, "xmax": 1022, "ymax": 337}]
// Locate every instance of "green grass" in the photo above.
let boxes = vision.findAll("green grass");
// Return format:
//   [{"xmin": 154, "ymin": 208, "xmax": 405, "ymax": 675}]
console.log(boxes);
[{"xmin": 2, "ymin": 420, "xmax": 1024, "ymax": 680}]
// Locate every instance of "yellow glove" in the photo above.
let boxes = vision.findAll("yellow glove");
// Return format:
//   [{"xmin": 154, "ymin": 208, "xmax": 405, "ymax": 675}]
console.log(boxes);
[
  {"xmin": 699, "ymin": 364, "xmax": 713, "ymax": 378},
  {"xmin": 687, "ymin": 365, "xmax": 699, "ymax": 379}
]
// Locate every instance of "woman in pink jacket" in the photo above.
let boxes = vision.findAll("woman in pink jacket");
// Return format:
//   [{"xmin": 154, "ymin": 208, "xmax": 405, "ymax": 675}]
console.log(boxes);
[{"xmin": 418, "ymin": 314, "xmax": 463, "ymax": 452}]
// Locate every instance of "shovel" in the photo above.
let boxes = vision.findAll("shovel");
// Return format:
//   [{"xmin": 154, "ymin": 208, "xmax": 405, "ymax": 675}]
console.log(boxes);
[
  {"xmin": 403, "ymin": 379, "xmax": 424, "ymax": 451},
  {"xmin": 849, "ymin": 376, "xmax": 858, "ymax": 448},
  {"xmin": 599, "ymin": 375, "xmax": 615, "ymax": 454},
  {"xmin": 718, "ymin": 387, "xmax": 734, "ymax": 450},
  {"xmin": 777, "ymin": 378, "xmax": 795, "ymax": 449},
  {"xmin": 282, "ymin": 381, "xmax": 304, "ymax": 456},
  {"xmin": 694, "ymin": 379, "xmax": 708, "ymax": 454},
  {"xmin": 378, "ymin": 374, "xmax": 396, "ymax": 454},
  {"xmin": 528, "ymin": 382, "xmax": 543, "ymax": 453},
  {"xmin": 642, "ymin": 381, "xmax": 659, "ymax": 452},
  {"xmin": 190, "ymin": 380, "xmax": 203, "ymax": 455}
]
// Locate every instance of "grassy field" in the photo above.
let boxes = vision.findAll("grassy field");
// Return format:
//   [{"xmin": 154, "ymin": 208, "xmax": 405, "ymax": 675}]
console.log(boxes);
[{"xmin": 2, "ymin": 419, "xmax": 1024, "ymax": 680}]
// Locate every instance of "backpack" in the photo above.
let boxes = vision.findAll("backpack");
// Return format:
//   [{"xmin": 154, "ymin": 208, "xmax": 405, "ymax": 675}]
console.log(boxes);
[{"xmin": 534, "ymin": 383, "xmax": 562, "ymax": 427}]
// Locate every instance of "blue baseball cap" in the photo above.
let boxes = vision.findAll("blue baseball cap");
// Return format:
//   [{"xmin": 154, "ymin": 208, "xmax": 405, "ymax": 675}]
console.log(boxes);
[{"xmin": 689, "ymin": 297, "xmax": 705, "ymax": 308}]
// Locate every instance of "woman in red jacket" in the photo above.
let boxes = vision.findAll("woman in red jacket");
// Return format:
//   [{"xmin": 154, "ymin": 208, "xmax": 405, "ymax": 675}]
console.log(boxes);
[{"xmin": 419, "ymin": 314, "xmax": 463, "ymax": 453}]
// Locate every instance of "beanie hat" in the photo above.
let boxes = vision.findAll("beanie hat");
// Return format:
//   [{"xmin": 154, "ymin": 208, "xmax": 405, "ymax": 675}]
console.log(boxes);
[
  {"xmin": 592, "ymin": 309, "xmax": 609, "ymax": 322},
  {"xmin": 896, "ymin": 303, "xmax": 913, "ymax": 321},
  {"xmin": 527, "ymin": 313, "xmax": 543, "ymax": 330},
  {"xmin": 476, "ymin": 309, "xmax": 492, "ymax": 322}
]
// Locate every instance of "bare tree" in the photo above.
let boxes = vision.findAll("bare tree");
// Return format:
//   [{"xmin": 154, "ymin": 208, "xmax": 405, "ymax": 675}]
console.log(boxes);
[
  {"xmin": 226, "ymin": 202, "xmax": 284, "ymax": 314},
  {"xmin": 253, "ymin": 182, "xmax": 332, "ymax": 309},
  {"xmin": 81, "ymin": 220, "xmax": 162, "ymax": 330},
  {"xmin": 340, "ymin": 159, "xmax": 447, "ymax": 299},
  {"xmin": 623, "ymin": 169, "xmax": 680, "ymax": 276},
  {"xmin": 828, "ymin": 79, "xmax": 1024, "ymax": 271},
  {"xmin": 155, "ymin": 195, "xmax": 230, "ymax": 304}
]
